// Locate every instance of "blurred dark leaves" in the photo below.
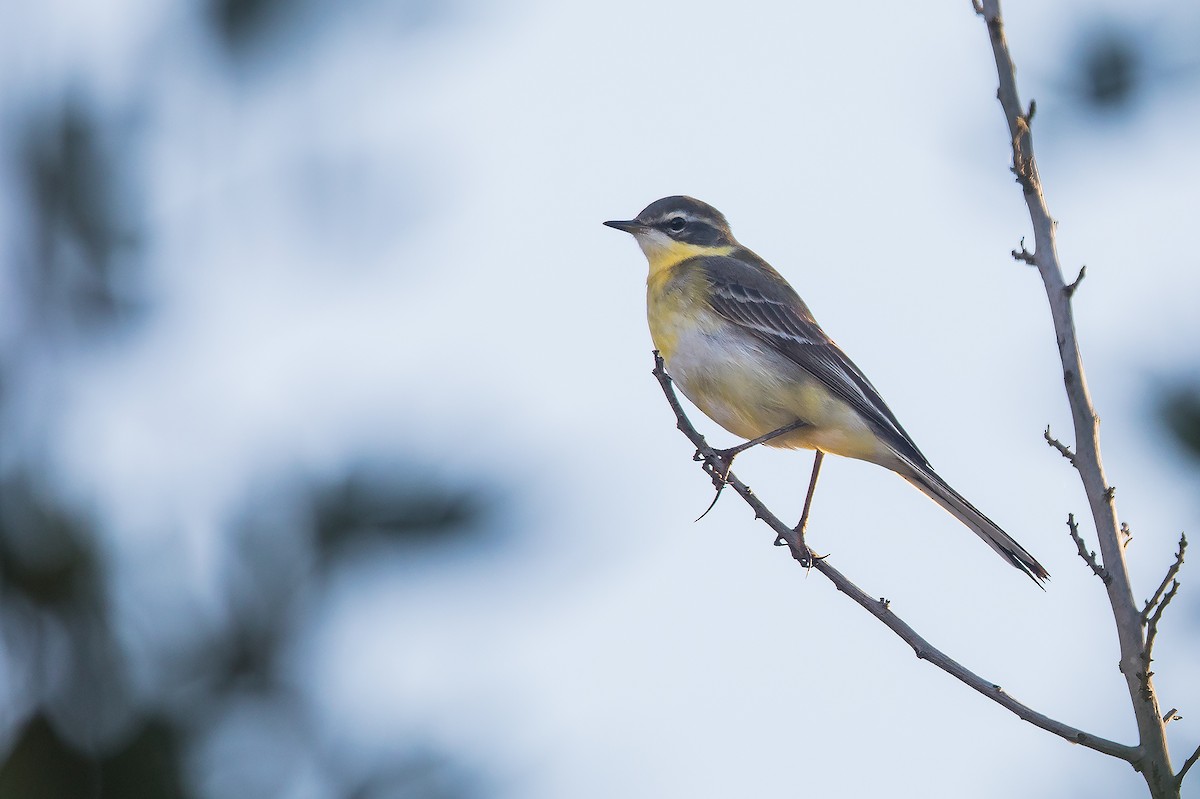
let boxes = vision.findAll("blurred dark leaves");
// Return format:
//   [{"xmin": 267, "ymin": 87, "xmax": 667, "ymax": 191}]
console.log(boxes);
[
  {"xmin": 1057, "ymin": 13, "xmax": 1200, "ymax": 120},
  {"xmin": 314, "ymin": 466, "xmax": 489, "ymax": 554},
  {"xmin": 210, "ymin": 0, "xmax": 288, "ymax": 51},
  {"xmin": 14, "ymin": 97, "xmax": 145, "ymax": 337},
  {"xmin": 1, "ymin": 0, "xmax": 494, "ymax": 797},
  {"xmin": 0, "ymin": 475, "xmax": 94, "ymax": 607},
  {"xmin": 0, "ymin": 714, "xmax": 184, "ymax": 799},
  {"xmin": 1075, "ymin": 27, "xmax": 1142, "ymax": 112},
  {"xmin": 1161, "ymin": 384, "xmax": 1200, "ymax": 463},
  {"xmin": 208, "ymin": 0, "xmax": 451, "ymax": 71},
  {"xmin": 0, "ymin": 459, "xmax": 495, "ymax": 797}
]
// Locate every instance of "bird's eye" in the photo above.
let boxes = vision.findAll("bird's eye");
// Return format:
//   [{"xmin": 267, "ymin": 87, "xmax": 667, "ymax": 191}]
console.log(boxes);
[{"xmin": 667, "ymin": 217, "xmax": 687, "ymax": 232}]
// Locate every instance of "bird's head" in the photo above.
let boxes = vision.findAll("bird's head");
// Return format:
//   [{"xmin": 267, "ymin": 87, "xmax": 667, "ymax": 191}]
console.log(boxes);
[{"xmin": 605, "ymin": 196, "xmax": 736, "ymax": 272}]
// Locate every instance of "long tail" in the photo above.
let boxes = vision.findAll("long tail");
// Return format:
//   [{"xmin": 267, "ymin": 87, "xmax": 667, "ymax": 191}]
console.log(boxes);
[{"xmin": 899, "ymin": 461, "xmax": 1049, "ymax": 586}]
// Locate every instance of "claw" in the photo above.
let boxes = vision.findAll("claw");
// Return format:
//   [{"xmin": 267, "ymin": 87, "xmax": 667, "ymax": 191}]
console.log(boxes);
[
  {"xmin": 695, "ymin": 452, "xmax": 733, "ymax": 520},
  {"xmin": 695, "ymin": 485, "xmax": 724, "ymax": 521}
]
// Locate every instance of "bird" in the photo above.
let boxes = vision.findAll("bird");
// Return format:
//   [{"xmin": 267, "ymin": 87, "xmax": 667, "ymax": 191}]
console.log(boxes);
[{"xmin": 604, "ymin": 195, "xmax": 1049, "ymax": 584}]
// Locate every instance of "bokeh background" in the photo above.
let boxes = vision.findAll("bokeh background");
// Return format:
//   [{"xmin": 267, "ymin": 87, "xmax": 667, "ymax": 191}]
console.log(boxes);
[{"xmin": 2, "ymin": 1, "xmax": 1200, "ymax": 797}]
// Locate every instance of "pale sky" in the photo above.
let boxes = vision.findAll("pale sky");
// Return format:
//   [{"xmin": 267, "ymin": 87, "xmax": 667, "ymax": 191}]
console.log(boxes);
[{"xmin": 4, "ymin": 1, "xmax": 1200, "ymax": 797}]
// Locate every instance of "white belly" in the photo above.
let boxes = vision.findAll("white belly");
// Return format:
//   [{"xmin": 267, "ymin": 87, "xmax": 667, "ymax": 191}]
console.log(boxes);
[{"xmin": 660, "ymin": 316, "xmax": 889, "ymax": 463}]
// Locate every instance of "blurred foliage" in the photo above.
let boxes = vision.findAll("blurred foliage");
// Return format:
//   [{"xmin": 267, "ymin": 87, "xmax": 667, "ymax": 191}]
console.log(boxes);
[
  {"xmin": 1058, "ymin": 12, "xmax": 1200, "ymax": 120},
  {"xmin": 0, "ymin": 460, "xmax": 493, "ymax": 798},
  {"xmin": 14, "ymin": 97, "xmax": 144, "ymax": 335},
  {"xmin": 314, "ymin": 467, "xmax": 489, "ymax": 553},
  {"xmin": 210, "ymin": 0, "xmax": 288, "ymax": 49},
  {"xmin": 1075, "ymin": 28, "xmax": 1142, "ymax": 111},
  {"xmin": 0, "ymin": 0, "xmax": 495, "ymax": 797},
  {"xmin": 0, "ymin": 475, "xmax": 94, "ymax": 607},
  {"xmin": 0, "ymin": 473, "xmax": 170, "ymax": 797},
  {"xmin": 207, "ymin": 0, "xmax": 449, "ymax": 70},
  {"xmin": 0, "ymin": 715, "xmax": 184, "ymax": 799},
  {"xmin": 1161, "ymin": 384, "xmax": 1200, "ymax": 463}
]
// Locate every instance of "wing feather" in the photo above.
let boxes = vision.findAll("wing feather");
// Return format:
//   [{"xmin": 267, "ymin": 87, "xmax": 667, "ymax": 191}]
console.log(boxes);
[{"xmin": 697, "ymin": 253, "xmax": 929, "ymax": 467}]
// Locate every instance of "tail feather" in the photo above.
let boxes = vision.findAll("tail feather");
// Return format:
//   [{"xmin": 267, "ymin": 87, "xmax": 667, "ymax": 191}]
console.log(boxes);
[{"xmin": 899, "ymin": 462, "xmax": 1049, "ymax": 586}]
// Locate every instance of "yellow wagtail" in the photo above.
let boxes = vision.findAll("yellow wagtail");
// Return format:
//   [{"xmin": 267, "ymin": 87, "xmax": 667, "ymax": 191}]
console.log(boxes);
[{"xmin": 605, "ymin": 195, "xmax": 1048, "ymax": 584}]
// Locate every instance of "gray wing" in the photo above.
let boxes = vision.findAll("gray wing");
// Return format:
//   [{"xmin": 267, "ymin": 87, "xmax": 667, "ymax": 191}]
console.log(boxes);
[{"xmin": 695, "ymin": 253, "xmax": 929, "ymax": 467}]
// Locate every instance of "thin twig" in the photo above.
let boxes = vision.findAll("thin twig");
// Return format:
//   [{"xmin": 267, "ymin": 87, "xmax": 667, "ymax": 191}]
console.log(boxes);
[
  {"xmin": 1067, "ymin": 513, "xmax": 1109, "ymax": 583},
  {"xmin": 651, "ymin": 352, "xmax": 1137, "ymax": 763},
  {"xmin": 1178, "ymin": 744, "xmax": 1200, "ymax": 787},
  {"xmin": 1011, "ymin": 237, "xmax": 1036, "ymax": 265},
  {"xmin": 1044, "ymin": 426, "xmax": 1078, "ymax": 467},
  {"xmin": 1142, "ymin": 533, "xmax": 1187, "ymax": 624},
  {"xmin": 1065, "ymin": 265, "xmax": 1087, "ymax": 297},
  {"xmin": 1143, "ymin": 580, "xmax": 1179, "ymax": 664}
]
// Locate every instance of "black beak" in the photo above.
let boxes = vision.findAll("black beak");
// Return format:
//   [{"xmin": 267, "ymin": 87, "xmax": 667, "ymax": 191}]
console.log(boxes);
[{"xmin": 603, "ymin": 219, "xmax": 644, "ymax": 233}]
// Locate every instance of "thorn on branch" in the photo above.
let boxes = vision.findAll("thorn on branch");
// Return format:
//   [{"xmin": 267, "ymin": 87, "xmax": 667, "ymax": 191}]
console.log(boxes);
[
  {"xmin": 1065, "ymin": 264, "xmax": 1087, "ymax": 298},
  {"xmin": 1044, "ymin": 426, "xmax": 1077, "ymax": 467},
  {"xmin": 879, "ymin": 597, "xmax": 890, "ymax": 610},
  {"xmin": 1011, "ymin": 237, "xmax": 1036, "ymax": 265},
  {"xmin": 1104, "ymin": 486, "xmax": 1116, "ymax": 502},
  {"xmin": 1142, "ymin": 533, "xmax": 1187, "ymax": 623},
  {"xmin": 1067, "ymin": 513, "xmax": 1110, "ymax": 583},
  {"xmin": 1162, "ymin": 708, "xmax": 1181, "ymax": 724},
  {"xmin": 1121, "ymin": 522, "xmax": 1132, "ymax": 548},
  {"xmin": 1026, "ymin": 99, "xmax": 1036, "ymax": 123}
]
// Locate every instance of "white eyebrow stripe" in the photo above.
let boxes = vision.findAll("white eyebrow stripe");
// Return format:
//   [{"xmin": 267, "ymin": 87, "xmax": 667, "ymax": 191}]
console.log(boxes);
[{"xmin": 649, "ymin": 209, "xmax": 705, "ymax": 224}]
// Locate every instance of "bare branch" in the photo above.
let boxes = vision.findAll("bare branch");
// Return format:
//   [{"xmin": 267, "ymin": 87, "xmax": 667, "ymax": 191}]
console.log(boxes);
[
  {"xmin": 1067, "ymin": 513, "xmax": 1109, "ymax": 583},
  {"xmin": 980, "ymin": 2, "xmax": 1175, "ymax": 788},
  {"xmin": 1144, "ymin": 580, "xmax": 1179, "ymax": 664},
  {"xmin": 1065, "ymin": 265, "xmax": 1087, "ymax": 298},
  {"xmin": 1178, "ymin": 743, "xmax": 1200, "ymax": 787},
  {"xmin": 1011, "ymin": 237, "xmax": 1036, "ymax": 265},
  {"xmin": 1044, "ymin": 426, "xmax": 1078, "ymax": 467},
  {"xmin": 651, "ymin": 351, "xmax": 1137, "ymax": 763},
  {"xmin": 1142, "ymin": 533, "xmax": 1187, "ymax": 624}
]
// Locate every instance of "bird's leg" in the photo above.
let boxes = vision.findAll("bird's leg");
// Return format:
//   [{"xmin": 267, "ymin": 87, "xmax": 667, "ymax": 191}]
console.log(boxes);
[
  {"xmin": 695, "ymin": 419, "xmax": 809, "ymax": 521},
  {"xmin": 797, "ymin": 450, "xmax": 824, "ymax": 536},
  {"xmin": 779, "ymin": 450, "xmax": 825, "ymax": 566}
]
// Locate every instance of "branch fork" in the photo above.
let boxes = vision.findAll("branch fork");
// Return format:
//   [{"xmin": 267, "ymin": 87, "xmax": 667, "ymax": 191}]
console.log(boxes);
[
  {"xmin": 1142, "ymin": 534, "xmax": 1186, "ymax": 624},
  {"xmin": 1044, "ymin": 426, "xmax": 1078, "ymax": 467}
]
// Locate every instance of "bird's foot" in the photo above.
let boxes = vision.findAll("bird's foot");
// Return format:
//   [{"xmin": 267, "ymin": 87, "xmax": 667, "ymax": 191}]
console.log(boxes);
[
  {"xmin": 774, "ymin": 526, "xmax": 825, "ymax": 569},
  {"xmin": 694, "ymin": 448, "xmax": 736, "ymax": 520}
]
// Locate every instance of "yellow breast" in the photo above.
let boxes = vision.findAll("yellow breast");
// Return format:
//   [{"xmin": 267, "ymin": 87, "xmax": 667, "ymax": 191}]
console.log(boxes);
[{"xmin": 645, "ymin": 258, "xmax": 889, "ymax": 464}]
